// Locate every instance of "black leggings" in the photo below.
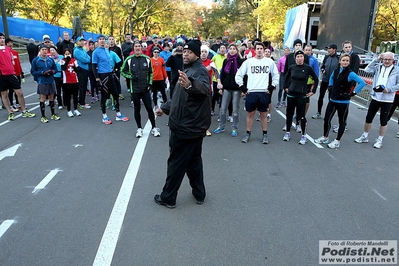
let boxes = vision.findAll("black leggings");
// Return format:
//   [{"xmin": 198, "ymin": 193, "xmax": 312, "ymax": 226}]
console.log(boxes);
[
  {"xmin": 63, "ymin": 83, "xmax": 79, "ymax": 111},
  {"xmin": 286, "ymin": 96, "xmax": 307, "ymax": 134},
  {"xmin": 323, "ymin": 101, "xmax": 349, "ymax": 140},
  {"xmin": 387, "ymin": 94, "xmax": 399, "ymax": 124},
  {"xmin": 152, "ymin": 80, "xmax": 167, "ymax": 106},
  {"xmin": 212, "ymin": 81, "xmax": 220, "ymax": 111},
  {"xmin": 132, "ymin": 91, "xmax": 156, "ymax": 128},
  {"xmin": 99, "ymin": 73, "xmax": 119, "ymax": 114},
  {"xmin": 366, "ymin": 99, "xmax": 392, "ymax": 126},
  {"xmin": 54, "ymin": 77, "xmax": 64, "ymax": 106},
  {"xmin": 317, "ymin": 81, "xmax": 330, "ymax": 113}
]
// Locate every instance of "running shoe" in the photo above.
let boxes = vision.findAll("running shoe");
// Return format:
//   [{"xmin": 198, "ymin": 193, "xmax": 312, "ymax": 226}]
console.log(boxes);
[
  {"xmin": 281, "ymin": 101, "xmax": 286, "ymax": 107},
  {"xmin": 11, "ymin": 105, "xmax": 19, "ymax": 112},
  {"xmin": 154, "ymin": 194, "xmax": 176, "ymax": 209},
  {"xmin": 295, "ymin": 125, "xmax": 302, "ymax": 133},
  {"xmin": 116, "ymin": 114, "xmax": 129, "ymax": 121},
  {"xmin": 8, "ymin": 113, "xmax": 15, "ymax": 121},
  {"xmin": 314, "ymin": 136, "xmax": 329, "ymax": 144},
  {"xmin": 112, "ymin": 105, "xmax": 116, "ymax": 111},
  {"xmin": 73, "ymin": 110, "xmax": 81, "ymax": 116},
  {"xmin": 78, "ymin": 103, "xmax": 92, "ymax": 109},
  {"xmin": 151, "ymin": 127, "xmax": 161, "ymax": 137},
  {"xmin": 262, "ymin": 134, "xmax": 269, "ymax": 144},
  {"xmin": 312, "ymin": 112, "xmax": 322, "ymax": 119},
  {"xmin": 119, "ymin": 94, "xmax": 124, "ymax": 100},
  {"xmin": 228, "ymin": 116, "xmax": 233, "ymax": 123},
  {"xmin": 397, "ymin": 132, "xmax": 399, "ymax": 138},
  {"xmin": 214, "ymin": 127, "xmax": 225, "ymax": 134},
  {"xmin": 373, "ymin": 139, "xmax": 382, "ymax": 149},
  {"xmin": 256, "ymin": 115, "xmax": 261, "ymax": 121},
  {"xmin": 332, "ymin": 124, "xmax": 348, "ymax": 133},
  {"xmin": 283, "ymin": 132, "xmax": 290, "ymax": 141},
  {"xmin": 51, "ymin": 114, "xmax": 61, "ymax": 120},
  {"xmin": 206, "ymin": 130, "xmax": 212, "ymax": 136},
  {"xmin": 276, "ymin": 102, "xmax": 281, "ymax": 108},
  {"xmin": 241, "ymin": 133, "xmax": 251, "ymax": 143},
  {"xmin": 211, "ymin": 110, "xmax": 215, "ymax": 116},
  {"xmin": 102, "ymin": 117, "xmax": 112, "ymax": 125},
  {"xmin": 136, "ymin": 128, "xmax": 143, "ymax": 138},
  {"xmin": 41, "ymin": 116, "xmax": 49, "ymax": 123},
  {"xmin": 354, "ymin": 135, "xmax": 369, "ymax": 143},
  {"xmin": 267, "ymin": 114, "xmax": 271, "ymax": 123},
  {"xmin": 231, "ymin": 130, "xmax": 238, "ymax": 137},
  {"xmin": 298, "ymin": 135, "xmax": 307, "ymax": 145},
  {"xmin": 328, "ymin": 139, "xmax": 340, "ymax": 149},
  {"xmin": 91, "ymin": 97, "xmax": 97, "ymax": 104},
  {"xmin": 21, "ymin": 111, "xmax": 36, "ymax": 118},
  {"xmin": 67, "ymin": 111, "xmax": 74, "ymax": 117},
  {"xmin": 58, "ymin": 106, "xmax": 63, "ymax": 110}
]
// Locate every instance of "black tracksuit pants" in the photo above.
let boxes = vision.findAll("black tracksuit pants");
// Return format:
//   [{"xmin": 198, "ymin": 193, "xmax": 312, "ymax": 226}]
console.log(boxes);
[{"xmin": 161, "ymin": 132, "xmax": 206, "ymax": 205}]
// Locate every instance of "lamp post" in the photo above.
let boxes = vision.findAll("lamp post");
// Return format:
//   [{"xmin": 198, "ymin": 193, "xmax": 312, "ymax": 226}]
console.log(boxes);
[
  {"xmin": 0, "ymin": 0, "xmax": 9, "ymax": 37},
  {"xmin": 254, "ymin": 0, "xmax": 260, "ymax": 39}
]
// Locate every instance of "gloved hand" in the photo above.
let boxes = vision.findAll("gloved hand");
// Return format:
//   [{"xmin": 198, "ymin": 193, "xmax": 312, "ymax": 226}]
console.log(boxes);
[
  {"xmin": 240, "ymin": 85, "xmax": 248, "ymax": 93},
  {"xmin": 268, "ymin": 85, "xmax": 276, "ymax": 91},
  {"xmin": 373, "ymin": 85, "xmax": 385, "ymax": 92}
]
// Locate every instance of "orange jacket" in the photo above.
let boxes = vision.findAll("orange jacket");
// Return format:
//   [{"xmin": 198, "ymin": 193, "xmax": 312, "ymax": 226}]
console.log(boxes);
[{"xmin": 151, "ymin": 57, "xmax": 167, "ymax": 81}]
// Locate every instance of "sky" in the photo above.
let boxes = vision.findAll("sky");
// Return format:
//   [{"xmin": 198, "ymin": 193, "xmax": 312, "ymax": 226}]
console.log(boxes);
[{"xmin": 191, "ymin": 0, "xmax": 214, "ymax": 8}]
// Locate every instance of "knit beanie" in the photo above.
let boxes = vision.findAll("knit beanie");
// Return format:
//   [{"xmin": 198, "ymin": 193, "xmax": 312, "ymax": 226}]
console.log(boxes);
[
  {"xmin": 293, "ymin": 39, "xmax": 302, "ymax": 46},
  {"xmin": 201, "ymin": 45, "xmax": 209, "ymax": 55},
  {"xmin": 183, "ymin": 40, "xmax": 201, "ymax": 58},
  {"xmin": 294, "ymin": 50, "xmax": 305, "ymax": 58}
]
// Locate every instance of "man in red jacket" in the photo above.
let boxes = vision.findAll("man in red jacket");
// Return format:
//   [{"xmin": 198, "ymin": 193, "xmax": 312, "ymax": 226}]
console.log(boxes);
[
  {"xmin": 5, "ymin": 38, "xmax": 24, "ymax": 112},
  {"xmin": 0, "ymin": 33, "xmax": 35, "ymax": 121}
]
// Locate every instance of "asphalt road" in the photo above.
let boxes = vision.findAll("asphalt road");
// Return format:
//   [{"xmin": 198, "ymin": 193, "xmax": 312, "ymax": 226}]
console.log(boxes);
[{"xmin": 0, "ymin": 76, "xmax": 398, "ymax": 266}]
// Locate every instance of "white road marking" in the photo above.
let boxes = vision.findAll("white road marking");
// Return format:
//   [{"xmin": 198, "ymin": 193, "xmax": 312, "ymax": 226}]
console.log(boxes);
[
  {"xmin": 0, "ymin": 143, "xmax": 22, "ymax": 161},
  {"xmin": 73, "ymin": 144, "xmax": 83, "ymax": 147},
  {"xmin": 93, "ymin": 120, "xmax": 152, "ymax": 266},
  {"xmin": 0, "ymin": 220, "xmax": 14, "ymax": 239},
  {"xmin": 372, "ymin": 188, "xmax": 387, "ymax": 201},
  {"xmin": 275, "ymin": 109, "xmax": 323, "ymax": 148},
  {"xmin": 32, "ymin": 168, "xmax": 62, "ymax": 194}
]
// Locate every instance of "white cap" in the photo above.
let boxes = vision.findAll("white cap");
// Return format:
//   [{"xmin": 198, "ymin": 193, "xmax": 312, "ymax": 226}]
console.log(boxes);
[
  {"xmin": 201, "ymin": 45, "xmax": 209, "ymax": 54},
  {"xmin": 42, "ymin": 34, "xmax": 50, "ymax": 41}
]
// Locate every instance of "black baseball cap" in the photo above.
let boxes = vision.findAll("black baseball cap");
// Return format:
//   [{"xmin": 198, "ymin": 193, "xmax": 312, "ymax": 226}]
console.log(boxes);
[{"xmin": 326, "ymin": 43, "xmax": 337, "ymax": 49}]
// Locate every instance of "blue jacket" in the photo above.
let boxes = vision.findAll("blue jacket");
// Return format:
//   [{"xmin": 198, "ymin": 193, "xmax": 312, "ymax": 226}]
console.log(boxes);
[
  {"xmin": 31, "ymin": 56, "xmax": 57, "ymax": 84},
  {"xmin": 73, "ymin": 47, "xmax": 91, "ymax": 71}
]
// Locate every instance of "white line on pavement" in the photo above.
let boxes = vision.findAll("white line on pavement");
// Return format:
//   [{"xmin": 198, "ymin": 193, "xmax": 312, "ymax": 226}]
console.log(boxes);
[
  {"xmin": 93, "ymin": 120, "xmax": 152, "ymax": 266},
  {"xmin": 0, "ymin": 220, "xmax": 14, "ymax": 239},
  {"xmin": 275, "ymin": 109, "xmax": 324, "ymax": 148},
  {"xmin": 32, "ymin": 168, "xmax": 62, "ymax": 194},
  {"xmin": 372, "ymin": 188, "xmax": 388, "ymax": 201}
]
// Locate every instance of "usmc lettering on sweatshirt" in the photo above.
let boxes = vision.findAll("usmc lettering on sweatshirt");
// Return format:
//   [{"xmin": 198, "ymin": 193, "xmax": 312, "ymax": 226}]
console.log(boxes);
[{"xmin": 251, "ymin": 65, "xmax": 270, "ymax": 74}]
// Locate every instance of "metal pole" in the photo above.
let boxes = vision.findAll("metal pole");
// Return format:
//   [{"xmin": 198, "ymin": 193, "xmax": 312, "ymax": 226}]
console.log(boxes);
[
  {"xmin": 0, "ymin": 0, "xmax": 9, "ymax": 37},
  {"xmin": 256, "ymin": 14, "xmax": 259, "ymax": 38}
]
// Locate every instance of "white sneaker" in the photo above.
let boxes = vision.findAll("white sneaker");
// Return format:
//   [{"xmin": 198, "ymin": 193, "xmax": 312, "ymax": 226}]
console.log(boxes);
[
  {"xmin": 58, "ymin": 106, "xmax": 63, "ymax": 110},
  {"xmin": 151, "ymin": 127, "xmax": 161, "ymax": 137},
  {"xmin": 283, "ymin": 132, "xmax": 290, "ymax": 141},
  {"xmin": 328, "ymin": 139, "xmax": 340, "ymax": 149},
  {"xmin": 228, "ymin": 116, "xmax": 233, "ymax": 123},
  {"xmin": 354, "ymin": 135, "xmax": 369, "ymax": 143},
  {"xmin": 295, "ymin": 125, "xmax": 302, "ymax": 133},
  {"xmin": 73, "ymin": 109, "xmax": 81, "ymax": 116},
  {"xmin": 136, "ymin": 128, "xmax": 143, "ymax": 138},
  {"xmin": 67, "ymin": 111, "xmax": 74, "ymax": 117},
  {"xmin": 333, "ymin": 124, "xmax": 348, "ymax": 133},
  {"xmin": 314, "ymin": 136, "xmax": 329, "ymax": 144},
  {"xmin": 267, "ymin": 114, "xmax": 271, "ymax": 123},
  {"xmin": 373, "ymin": 139, "xmax": 382, "ymax": 149},
  {"xmin": 298, "ymin": 135, "xmax": 307, "ymax": 145}
]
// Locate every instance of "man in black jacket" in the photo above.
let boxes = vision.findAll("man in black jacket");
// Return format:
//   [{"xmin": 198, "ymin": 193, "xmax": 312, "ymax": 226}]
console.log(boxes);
[
  {"xmin": 57, "ymin": 31, "xmax": 74, "ymax": 55},
  {"xmin": 154, "ymin": 39, "xmax": 211, "ymax": 208}
]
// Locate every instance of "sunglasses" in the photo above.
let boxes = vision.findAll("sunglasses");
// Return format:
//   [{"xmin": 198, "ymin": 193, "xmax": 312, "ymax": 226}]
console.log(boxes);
[
  {"xmin": 153, "ymin": 51, "xmax": 159, "ymax": 53},
  {"xmin": 44, "ymin": 41, "xmax": 50, "ymax": 43}
]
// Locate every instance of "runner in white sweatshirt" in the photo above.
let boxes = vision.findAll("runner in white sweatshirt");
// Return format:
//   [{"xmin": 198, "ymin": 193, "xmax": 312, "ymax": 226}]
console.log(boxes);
[{"xmin": 235, "ymin": 41, "xmax": 279, "ymax": 144}]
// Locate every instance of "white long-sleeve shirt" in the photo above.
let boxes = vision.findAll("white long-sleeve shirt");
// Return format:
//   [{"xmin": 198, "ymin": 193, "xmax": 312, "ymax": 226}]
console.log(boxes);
[{"xmin": 235, "ymin": 57, "xmax": 279, "ymax": 92}]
